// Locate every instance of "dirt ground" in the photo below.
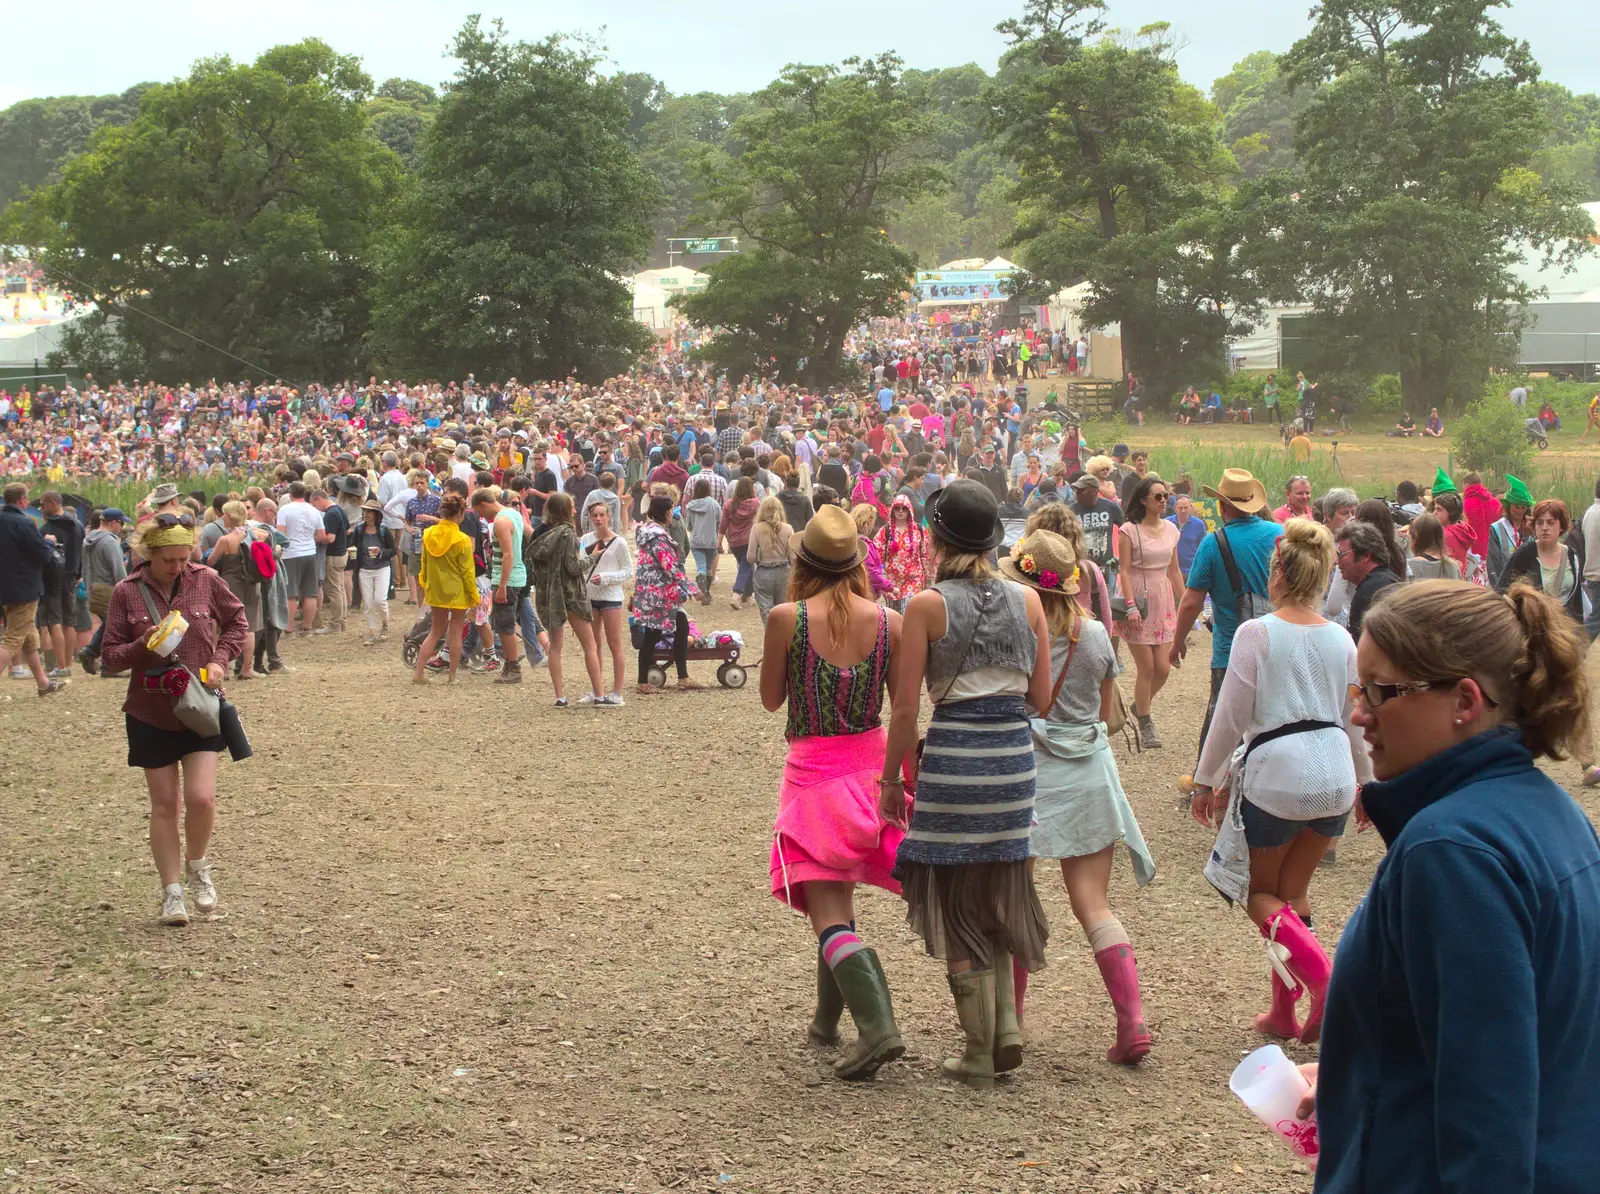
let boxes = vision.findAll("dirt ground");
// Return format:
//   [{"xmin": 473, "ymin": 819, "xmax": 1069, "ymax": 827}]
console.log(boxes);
[{"xmin": 4, "ymin": 568, "xmax": 1598, "ymax": 1194}]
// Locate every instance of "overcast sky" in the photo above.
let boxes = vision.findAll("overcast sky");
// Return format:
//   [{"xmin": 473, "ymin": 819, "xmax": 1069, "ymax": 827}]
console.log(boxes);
[{"xmin": 2, "ymin": 0, "xmax": 1593, "ymax": 109}]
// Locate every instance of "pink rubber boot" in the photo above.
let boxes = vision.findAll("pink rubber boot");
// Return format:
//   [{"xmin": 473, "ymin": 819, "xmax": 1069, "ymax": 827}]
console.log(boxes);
[
  {"xmin": 1013, "ymin": 956, "xmax": 1029, "ymax": 1028},
  {"xmin": 1093, "ymin": 944, "xmax": 1153, "ymax": 1065},
  {"xmin": 1263, "ymin": 906, "xmax": 1331, "ymax": 1044},
  {"xmin": 1254, "ymin": 970, "xmax": 1303, "ymax": 1039}
]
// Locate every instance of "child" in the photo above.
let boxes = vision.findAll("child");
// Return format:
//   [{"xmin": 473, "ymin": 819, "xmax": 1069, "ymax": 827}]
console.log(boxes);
[{"xmin": 683, "ymin": 478, "xmax": 722, "ymax": 604}]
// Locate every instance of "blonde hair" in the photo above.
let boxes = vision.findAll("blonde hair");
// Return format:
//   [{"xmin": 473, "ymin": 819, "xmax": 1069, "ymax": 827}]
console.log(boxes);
[
  {"xmin": 933, "ymin": 533, "xmax": 998, "ymax": 583},
  {"xmin": 750, "ymin": 496, "xmax": 788, "ymax": 558},
  {"xmin": 1037, "ymin": 585, "xmax": 1081, "ymax": 641},
  {"xmin": 1025, "ymin": 503, "xmax": 1086, "ymax": 561},
  {"xmin": 850, "ymin": 502, "xmax": 878, "ymax": 537},
  {"xmin": 1272, "ymin": 517, "xmax": 1334, "ymax": 607},
  {"xmin": 222, "ymin": 500, "xmax": 249, "ymax": 527},
  {"xmin": 1084, "ymin": 455, "xmax": 1114, "ymax": 477},
  {"xmin": 407, "ymin": 468, "xmax": 430, "ymax": 486},
  {"xmin": 1363, "ymin": 579, "xmax": 1590, "ymax": 760}
]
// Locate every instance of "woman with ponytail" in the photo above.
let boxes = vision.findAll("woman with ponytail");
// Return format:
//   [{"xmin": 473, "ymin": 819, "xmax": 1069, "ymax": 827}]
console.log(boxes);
[{"xmin": 1297, "ymin": 579, "xmax": 1600, "ymax": 1191}]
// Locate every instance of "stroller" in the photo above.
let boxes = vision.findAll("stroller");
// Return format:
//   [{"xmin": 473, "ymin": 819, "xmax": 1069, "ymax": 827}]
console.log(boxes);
[
  {"xmin": 1525, "ymin": 417, "xmax": 1550, "ymax": 450},
  {"xmin": 400, "ymin": 606, "xmax": 541, "ymax": 668}
]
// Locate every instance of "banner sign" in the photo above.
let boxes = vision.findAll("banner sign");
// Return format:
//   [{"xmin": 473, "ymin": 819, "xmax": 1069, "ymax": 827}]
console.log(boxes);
[{"xmin": 915, "ymin": 268, "xmax": 1012, "ymax": 303}]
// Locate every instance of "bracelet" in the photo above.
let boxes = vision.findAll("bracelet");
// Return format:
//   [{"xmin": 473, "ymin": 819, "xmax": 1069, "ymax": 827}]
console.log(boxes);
[{"xmin": 877, "ymin": 777, "xmax": 904, "ymax": 789}]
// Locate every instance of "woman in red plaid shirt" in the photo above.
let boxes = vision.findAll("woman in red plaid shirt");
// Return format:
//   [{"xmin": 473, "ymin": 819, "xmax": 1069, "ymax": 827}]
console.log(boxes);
[{"xmin": 101, "ymin": 514, "xmax": 247, "ymax": 927}]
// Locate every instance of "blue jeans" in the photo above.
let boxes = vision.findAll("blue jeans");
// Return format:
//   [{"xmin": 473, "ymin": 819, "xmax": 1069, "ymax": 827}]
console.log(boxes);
[
  {"xmin": 731, "ymin": 545, "xmax": 753, "ymax": 597},
  {"xmin": 1584, "ymin": 580, "xmax": 1600, "ymax": 641},
  {"xmin": 693, "ymin": 548, "xmax": 717, "ymax": 593},
  {"xmin": 518, "ymin": 592, "xmax": 546, "ymax": 661}
]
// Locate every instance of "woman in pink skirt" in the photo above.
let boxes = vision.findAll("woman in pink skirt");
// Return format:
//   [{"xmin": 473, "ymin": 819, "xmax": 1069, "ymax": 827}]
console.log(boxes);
[
  {"xmin": 759, "ymin": 505, "xmax": 907, "ymax": 1081},
  {"xmin": 1114, "ymin": 476, "xmax": 1184, "ymax": 750}
]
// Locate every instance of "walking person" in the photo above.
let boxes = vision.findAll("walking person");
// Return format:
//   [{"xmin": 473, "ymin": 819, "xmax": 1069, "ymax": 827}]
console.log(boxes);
[
  {"xmin": 311, "ymin": 488, "xmax": 348, "ymax": 634},
  {"xmin": 684, "ymin": 478, "xmax": 721, "ymax": 604},
  {"xmin": 527, "ymin": 493, "xmax": 606, "ymax": 708},
  {"xmin": 0, "ymin": 482, "xmax": 65, "ymax": 695},
  {"xmin": 99, "ymin": 514, "xmax": 248, "ymax": 925},
  {"xmin": 579, "ymin": 500, "xmax": 633, "ymax": 704},
  {"xmin": 1114, "ymin": 476, "xmax": 1183, "ymax": 749},
  {"xmin": 632, "ymin": 490, "xmax": 702, "ymax": 695},
  {"xmin": 351, "ymin": 499, "xmax": 395, "ymax": 645},
  {"xmin": 722, "ymin": 476, "xmax": 760, "ymax": 611},
  {"xmin": 878, "ymin": 479, "xmax": 1055, "ymax": 1089},
  {"xmin": 1189, "ymin": 518, "xmax": 1369, "ymax": 1043},
  {"xmin": 205, "ymin": 502, "xmax": 259, "ymax": 679},
  {"xmin": 1002, "ymin": 530, "xmax": 1156, "ymax": 1064},
  {"xmin": 874, "ymin": 494, "xmax": 931, "ymax": 613},
  {"xmin": 747, "ymin": 496, "xmax": 792, "ymax": 624},
  {"xmin": 759, "ymin": 504, "xmax": 907, "ymax": 1080},
  {"xmin": 1299, "ymin": 579, "xmax": 1600, "ymax": 1192},
  {"xmin": 77, "ymin": 507, "xmax": 129, "ymax": 676},
  {"xmin": 410, "ymin": 493, "xmax": 477, "ymax": 686}
]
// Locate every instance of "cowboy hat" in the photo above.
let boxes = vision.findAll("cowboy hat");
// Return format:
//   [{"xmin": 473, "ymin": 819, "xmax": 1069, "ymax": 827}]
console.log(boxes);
[
  {"xmin": 144, "ymin": 483, "xmax": 180, "ymax": 507},
  {"xmin": 999, "ymin": 529, "xmax": 1081, "ymax": 595},
  {"xmin": 791, "ymin": 504, "xmax": 866, "ymax": 574},
  {"xmin": 1201, "ymin": 468, "xmax": 1269, "ymax": 515},
  {"xmin": 926, "ymin": 478, "xmax": 1005, "ymax": 553}
]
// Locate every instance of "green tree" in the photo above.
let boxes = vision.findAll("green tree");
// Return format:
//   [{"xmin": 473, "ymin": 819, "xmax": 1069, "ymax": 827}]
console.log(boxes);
[
  {"xmin": 988, "ymin": 2, "xmax": 1257, "ymax": 402},
  {"xmin": 635, "ymin": 90, "xmax": 753, "ymax": 242},
  {"xmin": 0, "ymin": 85, "xmax": 151, "ymax": 214},
  {"xmin": 676, "ymin": 54, "xmax": 943, "ymax": 385},
  {"xmin": 1211, "ymin": 51, "xmax": 1315, "ymax": 178},
  {"xmin": 1, "ymin": 42, "xmax": 404, "ymax": 381},
  {"xmin": 367, "ymin": 19, "xmax": 658, "ymax": 383},
  {"xmin": 1279, "ymin": 0, "xmax": 1595, "ymax": 410},
  {"xmin": 366, "ymin": 77, "xmax": 439, "ymax": 168}
]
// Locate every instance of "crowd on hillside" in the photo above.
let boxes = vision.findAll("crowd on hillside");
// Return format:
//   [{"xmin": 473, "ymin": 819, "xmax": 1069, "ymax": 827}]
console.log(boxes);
[{"xmin": 4, "ymin": 331, "xmax": 1600, "ymax": 1192}]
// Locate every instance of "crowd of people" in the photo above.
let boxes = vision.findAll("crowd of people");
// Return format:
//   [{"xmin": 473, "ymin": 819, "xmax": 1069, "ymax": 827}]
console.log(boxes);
[{"xmin": 4, "ymin": 341, "xmax": 1600, "ymax": 1190}]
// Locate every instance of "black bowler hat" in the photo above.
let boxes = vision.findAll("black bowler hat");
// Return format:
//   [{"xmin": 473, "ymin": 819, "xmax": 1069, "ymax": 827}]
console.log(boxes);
[{"xmin": 926, "ymin": 479, "xmax": 1004, "ymax": 553}]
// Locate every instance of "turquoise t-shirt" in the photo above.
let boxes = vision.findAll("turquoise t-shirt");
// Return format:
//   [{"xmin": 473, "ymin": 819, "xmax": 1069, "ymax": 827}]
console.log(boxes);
[{"xmin": 1185, "ymin": 515, "xmax": 1284, "ymax": 669}]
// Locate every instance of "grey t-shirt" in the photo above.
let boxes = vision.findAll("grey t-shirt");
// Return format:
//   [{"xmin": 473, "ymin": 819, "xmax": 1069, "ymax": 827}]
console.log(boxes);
[{"xmin": 1043, "ymin": 616, "xmax": 1121, "ymax": 725}]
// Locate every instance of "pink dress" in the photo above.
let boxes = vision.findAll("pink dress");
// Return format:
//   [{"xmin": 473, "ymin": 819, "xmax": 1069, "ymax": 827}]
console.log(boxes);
[{"xmin": 1114, "ymin": 521, "xmax": 1179, "ymax": 645}]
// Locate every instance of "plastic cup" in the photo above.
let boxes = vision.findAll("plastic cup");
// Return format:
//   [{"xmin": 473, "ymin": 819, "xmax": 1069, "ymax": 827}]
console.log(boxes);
[
  {"xmin": 148, "ymin": 611, "xmax": 189, "ymax": 658},
  {"xmin": 1229, "ymin": 1044, "xmax": 1319, "ymax": 1164}
]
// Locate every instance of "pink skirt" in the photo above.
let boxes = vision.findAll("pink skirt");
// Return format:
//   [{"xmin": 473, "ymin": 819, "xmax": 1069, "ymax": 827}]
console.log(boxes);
[{"xmin": 769, "ymin": 727, "xmax": 905, "ymax": 915}]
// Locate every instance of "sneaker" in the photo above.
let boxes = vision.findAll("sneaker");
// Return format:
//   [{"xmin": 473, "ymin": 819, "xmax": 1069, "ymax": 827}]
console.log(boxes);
[
  {"xmin": 49, "ymin": 666, "xmax": 72, "ymax": 679},
  {"xmin": 599, "ymin": 692, "xmax": 625, "ymax": 707},
  {"xmin": 312, "ymin": 627, "xmax": 332, "ymax": 636},
  {"xmin": 493, "ymin": 664, "xmax": 523, "ymax": 684},
  {"xmin": 469, "ymin": 654, "xmax": 503, "ymax": 675},
  {"xmin": 159, "ymin": 883, "xmax": 189, "ymax": 927},
  {"xmin": 76, "ymin": 648, "xmax": 98, "ymax": 676},
  {"xmin": 9, "ymin": 666, "xmax": 27, "ymax": 680},
  {"xmin": 268, "ymin": 659, "xmax": 287, "ymax": 673},
  {"xmin": 186, "ymin": 857, "xmax": 217, "ymax": 914},
  {"xmin": 362, "ymin": 636, "xmax": 377, "ymax": 647},
  {"xmin": 425, "ymin": 653, "xmax": 449, "ymax": 673},
  {"xmin": 577, "ymin": 691, "xmax": 599, "ymax": 705},
  {"xmin": 553, "ymin": 697, "xmax": 569, "ymax": 708},
  {"xmin": 37, "ymin": 679, "xmax": 68, "ymax": 697}
]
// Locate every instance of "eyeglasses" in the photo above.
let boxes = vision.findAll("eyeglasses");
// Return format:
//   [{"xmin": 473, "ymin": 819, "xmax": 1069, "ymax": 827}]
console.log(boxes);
[
  {"xmin": 1349, "ymin": 679, "xmax": 1496, "ymax": 709},
  {"xmin": 152, "ymin": 512, "xmax": 195, "ymax": 528}
]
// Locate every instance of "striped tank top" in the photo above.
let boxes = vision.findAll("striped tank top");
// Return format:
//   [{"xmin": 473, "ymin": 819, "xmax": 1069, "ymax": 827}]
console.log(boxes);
[{"xmin": 785, "ymin": 600, "xmax": 890, "ymax": 740}]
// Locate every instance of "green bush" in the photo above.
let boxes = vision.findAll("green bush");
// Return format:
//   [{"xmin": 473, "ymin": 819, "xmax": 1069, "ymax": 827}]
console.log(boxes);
[
  {"xmin": 1366, "ymin": 373, "xmax": 1402, "ymax": 415},
  {"xmin": 1453, "ymin": 389, "xmax": 1535, "ymax": 480}
]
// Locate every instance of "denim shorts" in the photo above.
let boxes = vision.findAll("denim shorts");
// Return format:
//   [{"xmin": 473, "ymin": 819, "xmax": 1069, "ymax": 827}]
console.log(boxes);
[
  {"xmin": 1240, "ymin": 797, "xmax": 1349, "ymax": 850},
  {"xmin": 591, "ymin": 598, "xmax": 622, "ymax": 611}
]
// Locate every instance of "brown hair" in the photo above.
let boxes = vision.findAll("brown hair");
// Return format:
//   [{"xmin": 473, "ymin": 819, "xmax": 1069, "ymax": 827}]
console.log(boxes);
[
  {"xmin": 1355, "ymin": 498, "xmax": 1407, "ymax": 576},
  {"xmin": 438, "ymin": 492, "xmax": 466, "ymax": 522},
  {"xmin": 1025, "ymin": 503, "xmax": 1087, "ymax": 562},
  {"xmin": 1408, "ymin": 512, "xmax": 1445, "ymax": 557},
  {"xmin": 787, "ymin": 557, "xmax": 870, "ymax": 649},
  {"xmin": 1362, "ymin": 579, "xmax": 1591, "ymax": 760},
  {"xmin": 1273, "ymin": 517, "xmax": 1334, "ymax": 605},
  {"xmin": 933, "ymin": 527, "xmax": 999, "ymax": 583},
  {"xmin": 1532, "ymin": 498, "xmax": 1571, "ymax": 533},
  {"xmin": 543, "ymin": 492, "xmax": 575, "ymax": 527}
]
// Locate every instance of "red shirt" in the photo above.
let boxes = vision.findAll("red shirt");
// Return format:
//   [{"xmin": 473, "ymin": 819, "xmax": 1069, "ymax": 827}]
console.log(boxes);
[
  {"xmin": 1273, "ymin": 503, "xmax": 1311, "ymax": 524},
  {"xmin": 101, "ymin": 562, "xmax": 248, "ymax": 732},
  {"xmin": 895, "ymin": 359, "xmax": 910, "ymax": 380},
  {"xmin": 866, "ymin": 425, "xmax": 886, "ymax": 452}
]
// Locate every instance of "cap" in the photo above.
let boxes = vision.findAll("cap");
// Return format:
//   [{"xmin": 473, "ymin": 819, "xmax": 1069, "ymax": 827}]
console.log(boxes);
[
  {"xmin": 100, "ymin": 507, "xmax": 127, "ymax": 523},
  {"xmin": 1072, "ymin": 473, "xmax": 1102, "ymax": 491}
]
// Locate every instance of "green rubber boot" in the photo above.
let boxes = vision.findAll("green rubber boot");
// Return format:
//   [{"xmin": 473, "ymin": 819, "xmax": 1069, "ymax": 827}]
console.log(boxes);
[
  {"xmin": 993, "ymin": 947, "xmax": 1023, "ymax": 1074},
  {"xmin": 807, "ymin": 947, "xmax": 844, "ymax": 1046},
  {"xmin": 941, "ymin": 968, "xmax": 996, "ymax": 1090},
  {"xmin": 830, "ymin": 950, "xmax": 906, "ymax": 1080}
]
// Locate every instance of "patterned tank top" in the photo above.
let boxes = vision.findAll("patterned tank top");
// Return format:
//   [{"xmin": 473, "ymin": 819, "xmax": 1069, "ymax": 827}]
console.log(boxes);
[{"xmin": 785, "ymin": 600, "xmax": 891, "ymax": 740}]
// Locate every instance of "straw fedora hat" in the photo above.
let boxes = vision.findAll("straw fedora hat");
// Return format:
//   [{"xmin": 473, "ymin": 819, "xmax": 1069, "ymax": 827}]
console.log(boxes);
[
  {"xmin": 1202, "ymin": 468, "xmax": 1269, "ymax": 515},
  {"xmin": 792, "ymin": 504, "xmax": 866, "ymax": 574},
  {"xmin": 999, "ymin": 530, "xmax": 1081, "ymax": 595}
]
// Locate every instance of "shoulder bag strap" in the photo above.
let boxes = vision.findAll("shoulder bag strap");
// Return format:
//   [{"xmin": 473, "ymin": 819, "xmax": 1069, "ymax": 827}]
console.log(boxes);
[
  {"xmin": 1215, "ymin": 524, "xmax": 1247, "ymax": 595},
  {"xmin": 1048, "ymin": 619, "xmax": 1080, "ymax": 709},
  {"xmin": 135, "ymin": 577, "xmax": 164, "ymax": 624},
  {"xmin": 934, "ymin": 583, "xmax": 991, "ymax": 706}
]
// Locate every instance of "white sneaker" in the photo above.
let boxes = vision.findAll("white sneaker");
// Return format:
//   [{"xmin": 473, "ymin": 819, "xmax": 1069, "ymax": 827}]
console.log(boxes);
[
  {"xmin": 577, "ymin": 691, "xmax": 599, "ymax": 705},
  {"xmin": 160, "ymin": 883, "xmax": 190, "ymax": 926},
  {"xmin": 186, "ymin": 857, "xmax": 217, "ymax": 914},
  {"xmin": 599, "ymin": 692, "xmax": 625, "ymax": 707},
  {"xmin": 8, "ymin": 666, "xmax": 26, "ymax": 680}
]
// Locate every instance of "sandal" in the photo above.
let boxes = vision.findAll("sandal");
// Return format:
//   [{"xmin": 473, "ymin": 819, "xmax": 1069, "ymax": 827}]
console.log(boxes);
[
  {"xmin": 634, "ymin": 683, "xmax": 660, "ymax": 695},
  {"xmin": 37, "ymin": 679, "xmax": 68, "ymax": 697},
  {"xmin": 677, "ymin": 677, "xmax": 705, "ymax": 690}
]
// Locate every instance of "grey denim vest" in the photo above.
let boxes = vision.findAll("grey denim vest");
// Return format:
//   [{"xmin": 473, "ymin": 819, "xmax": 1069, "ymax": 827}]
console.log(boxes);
[{"xmin": 927, "ymin": 577, "xmax": 1036, "ymax": 692}]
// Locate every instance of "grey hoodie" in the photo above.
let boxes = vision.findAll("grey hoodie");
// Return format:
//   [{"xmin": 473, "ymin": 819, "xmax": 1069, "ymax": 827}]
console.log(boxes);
[
  {"xmin": 82, "ymin": 528, "xmax": 127, "ymax": 590},
  {"xmin": 684, "ymin": 496, "xmax": 722, "ymax": 550}
]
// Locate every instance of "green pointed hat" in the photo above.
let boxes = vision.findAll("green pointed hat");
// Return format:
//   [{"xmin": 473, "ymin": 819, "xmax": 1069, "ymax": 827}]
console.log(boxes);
[
  {"xmin": 1503, "ymin": 475, "xmax": 1534, "ymax": 508},
  {"xmin": 1431, "ymin": 467, "xmax": 1459, "ymax": 496}
]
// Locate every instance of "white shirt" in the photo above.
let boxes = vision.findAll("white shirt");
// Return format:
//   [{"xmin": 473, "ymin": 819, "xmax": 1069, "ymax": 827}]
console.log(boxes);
[
  {"xmin": 579, "ymin": 531, "xmax": 634, "ymax": 604},
  {"xmin": 451, "ymin": 459, "xmax": 475, "ymax": 483},
  {"xmin": 376, "ymin": 469, "xmax": 408, "ymax": 530},
  {"xmin": 1196, "ymin": 614, "xmax": 1370, "ymax": 820},
  {"xmin": 276, "ymin": 500, "xmax": 323, "ymax": 560}
]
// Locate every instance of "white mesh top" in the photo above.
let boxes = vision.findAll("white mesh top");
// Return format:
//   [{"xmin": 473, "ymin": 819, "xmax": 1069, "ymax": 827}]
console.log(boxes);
[{"xmin": 1196, "ymin": 613, "xmax": 1371, "ymax": 820}]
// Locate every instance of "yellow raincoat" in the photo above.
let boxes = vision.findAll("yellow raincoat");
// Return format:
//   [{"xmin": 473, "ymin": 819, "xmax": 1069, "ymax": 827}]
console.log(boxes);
[{"xmin": 418, "ymin": 520, "xmax": 478, "ymax": 611}]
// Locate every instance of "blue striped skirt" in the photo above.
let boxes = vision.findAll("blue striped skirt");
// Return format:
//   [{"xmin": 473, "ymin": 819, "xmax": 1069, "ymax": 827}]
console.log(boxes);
[{"xmin": 899, "ymin": 694, "xmax": 1036, "ymax": 867}]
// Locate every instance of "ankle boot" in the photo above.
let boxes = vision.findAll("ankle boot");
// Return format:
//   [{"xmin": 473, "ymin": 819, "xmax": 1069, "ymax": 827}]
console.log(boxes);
[
  {"xmin": 1093, "ymin": 944, "xmax": 1153, "ymax": 1065},
  {"xmin": 1013, "ymin": 955, "xmax": 1030, "ymax": 1029},
  {"xmin": 1254, "ymin": 969, "xmax": 1303, "ymax": 1039},
  {"xmin": 1263, "ymin": 906, "xmax": 1331, "ymax": 1044},
  {"xmin": 1137, "ymin": 714, "xmax": 1163, "ymax": 749},
  {"xmin": 992, "ymin": 947, "xmax": 1023, "ymax": 1074},
  {"xmin": 807, "ymin": 949, "xmax": 844, "ymax": 1046},
  {"xmin": 829, "ymin": 949, "xmax": 905, "ymax": 1080},
  {"xmin": 941, "ymin": 968, "xmax": 996, "ymax": 1089}
]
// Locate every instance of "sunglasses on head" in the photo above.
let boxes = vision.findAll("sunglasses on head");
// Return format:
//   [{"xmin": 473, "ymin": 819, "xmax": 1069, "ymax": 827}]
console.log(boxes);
[{"xmin": 152, "ymin": 512, "xmax": 195, "ymax": 528}]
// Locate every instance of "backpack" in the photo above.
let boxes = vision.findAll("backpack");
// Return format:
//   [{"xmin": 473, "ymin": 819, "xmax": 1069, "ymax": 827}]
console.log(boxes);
[{"xmin": 242, "ymin": 532, "xmax": 278, "ymax": 585}]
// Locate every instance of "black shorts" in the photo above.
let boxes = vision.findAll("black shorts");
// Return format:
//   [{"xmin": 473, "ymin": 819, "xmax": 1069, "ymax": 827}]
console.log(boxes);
[
  {"xmin": 590, "ymin": 598, "xmax": 622, "ymax": 611},
  {"xmin": 36, "ymin": 585, "xmax": 75, "ymax": 627},
  {"xmin": 126, "ymin": 714, "xmax": 223, "ymax": 770},
  {"xmin": 491, "ymin": 585, "xmax": 526, "ymax": 634}
]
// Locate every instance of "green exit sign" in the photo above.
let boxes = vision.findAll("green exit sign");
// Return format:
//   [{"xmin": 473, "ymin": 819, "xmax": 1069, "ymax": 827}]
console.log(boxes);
[{"xmin": 676, "ymin": 237, "xmax": 739, "ymax": 254}]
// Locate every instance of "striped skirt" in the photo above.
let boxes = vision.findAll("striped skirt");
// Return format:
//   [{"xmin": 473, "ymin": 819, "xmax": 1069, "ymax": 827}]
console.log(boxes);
[{"xmin": 894, "ymin": 695, "xmax": 1049, "ymax": 969}]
